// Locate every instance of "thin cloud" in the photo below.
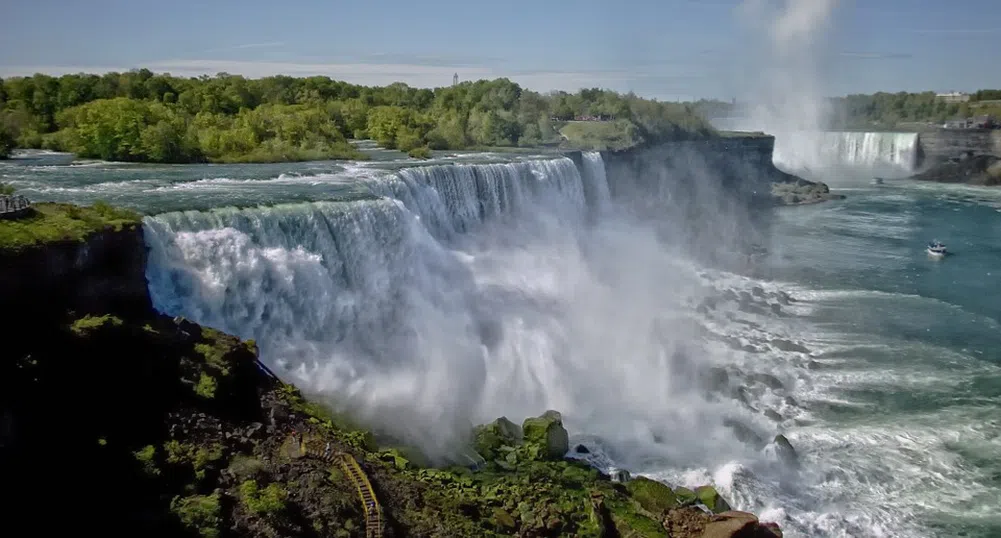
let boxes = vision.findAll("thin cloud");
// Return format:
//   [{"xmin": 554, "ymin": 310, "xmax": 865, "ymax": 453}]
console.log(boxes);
[
  {"xmin": 206, "ymin": 41, "xmax": 286, "ymax": 52},
  {"xmin": 900, "ymin": 27, "xmax": 1001, "ymax": 35},
  {"xmin": 839, "ymin": 51, "xmax": 912, "ymax": 60}
]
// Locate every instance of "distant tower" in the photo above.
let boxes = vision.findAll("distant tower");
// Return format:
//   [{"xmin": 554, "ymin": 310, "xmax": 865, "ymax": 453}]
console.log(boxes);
[{"xmin": 453, "ymin": 73, "xmax": 458, "ymax": 86}]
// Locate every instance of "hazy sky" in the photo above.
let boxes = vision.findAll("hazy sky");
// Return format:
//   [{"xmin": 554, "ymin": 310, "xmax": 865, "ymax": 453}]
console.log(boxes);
[{"xmin": 1, "ymin": 0, "xmax": 998, "ymax": 100}]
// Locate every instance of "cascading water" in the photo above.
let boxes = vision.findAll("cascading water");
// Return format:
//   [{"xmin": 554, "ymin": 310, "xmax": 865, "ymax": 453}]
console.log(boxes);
[
  {"xmin": 772, "ymin": 131, "xmax": 921, "ymax": 174},
  {"xmin": 146, "ymin": 154, "xmax": 744, "ymax": 461},
  {"xmin": 141, "ymin": 149, "xmax": 976, "ymax": 537}
]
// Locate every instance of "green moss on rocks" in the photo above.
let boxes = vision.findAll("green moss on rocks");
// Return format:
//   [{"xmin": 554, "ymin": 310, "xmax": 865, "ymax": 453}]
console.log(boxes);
[
  {"xmin": 695, "ymin": 485, "xmax": 732, "ymax": 513},
  {"xmin": 674, "ymin": 486, "xmax": 697, "ymax": 505},
  {"xmin": 239, "ymin": 480, "xmax": 288, "ymax": 517},
  {"xmin": 474, "ymin": 416, "xmax": 524, "ymax": 460},
  {"xmin": 195, "ymin": 372, "xmax": 218, "ymax": 399},
  {"xmin": 69, "ymin": 314, "xmax": 123, "ymax": 336},
  {"xmin": 0, "ymin": 201, "xmax": 142, "ymax": 251},
  {"xmin": 626, "ymin": 476, "xmax": 679, "ymax": 514},
  {"xmin": 133, "ymin": 444, "xmax": 160, "ymax": 477},
  {"xmin": 170, "ymin": 493, "xmax": 222, "ymax": 538},
  {"xmin": 522, "ymin": 410, "xmax": 570, "ymax": 461}
]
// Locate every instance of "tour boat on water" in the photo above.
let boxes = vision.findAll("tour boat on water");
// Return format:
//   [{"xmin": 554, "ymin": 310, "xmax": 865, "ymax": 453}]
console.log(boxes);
[{"xmin": 927, "ymin": 240, "xmax": 947, "ymax": 258}]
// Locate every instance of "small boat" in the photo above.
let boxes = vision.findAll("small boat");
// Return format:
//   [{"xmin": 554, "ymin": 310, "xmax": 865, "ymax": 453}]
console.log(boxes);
[
  {"xmin": 927, "ymin": 240, "xmax": 947, "ymax": 257},
  {"xmin": 872, "ymin": 177, "xmax": 884, "ymax": 185}
]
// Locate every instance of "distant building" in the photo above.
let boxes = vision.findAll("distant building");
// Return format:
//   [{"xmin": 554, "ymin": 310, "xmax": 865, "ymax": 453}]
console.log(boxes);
[
  {"xmin": 936, "ymin": 91, "xmax": 971, "ymax": 104},
  {"xmin": 453, "ymin": 73, "xmax": 458, "ymax": 86}
]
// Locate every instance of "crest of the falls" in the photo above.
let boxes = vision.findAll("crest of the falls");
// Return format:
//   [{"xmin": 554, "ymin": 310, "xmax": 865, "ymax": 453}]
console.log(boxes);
[{"xmin": 772, "ymin": 130, "xmax": 920, "ymax": 173}]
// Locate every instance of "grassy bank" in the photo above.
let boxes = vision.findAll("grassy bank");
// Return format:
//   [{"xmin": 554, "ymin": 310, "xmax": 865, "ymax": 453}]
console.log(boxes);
[{"xmin": 0, "ymin": 200, "xmax": 142, "ymax": 250}]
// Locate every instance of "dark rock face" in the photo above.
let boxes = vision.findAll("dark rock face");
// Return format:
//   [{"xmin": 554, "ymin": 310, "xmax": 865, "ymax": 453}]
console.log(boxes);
[
  {"xmin": 0, "ymin": 226, "xmax": 152, "ymax": 326},
  {"xmin": 909, "ymin": 152, "xmax": 1001, "ymax": 186},
  {"xmin": 598, "ymin": 137, "xmax": 840, "ymax": 271}
]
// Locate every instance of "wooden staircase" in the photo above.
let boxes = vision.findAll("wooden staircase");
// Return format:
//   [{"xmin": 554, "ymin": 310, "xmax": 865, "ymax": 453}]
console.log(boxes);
[{"xmin": 295, "ymin": 435, "xmax": 383, "ymax": 538}]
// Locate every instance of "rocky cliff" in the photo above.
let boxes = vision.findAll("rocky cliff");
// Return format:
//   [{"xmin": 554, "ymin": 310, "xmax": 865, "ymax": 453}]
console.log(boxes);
[
  {"xmin": 572, "ymin": 135, "xmax": 840, "ymax": 270},
  {"xmin": 917, "ymin": 128, "xmax": 1001, "ymax": 166},
  {"xmin": 0, "ymin": 202, "xmax": 783, "ymax": 537}
]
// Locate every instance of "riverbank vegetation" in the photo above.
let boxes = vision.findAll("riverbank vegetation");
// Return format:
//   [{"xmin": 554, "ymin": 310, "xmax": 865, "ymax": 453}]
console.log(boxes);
[
  {"xmin": 0, "ymin": 70, "xmax": 716, "ymax": 163},
  {"xmin": 0, "ymin": 200, "xmax": 142, "ymax": 250},
  {"xmin": 829, "ymin": 90, "xmax": 1001, "ymax": 128}
]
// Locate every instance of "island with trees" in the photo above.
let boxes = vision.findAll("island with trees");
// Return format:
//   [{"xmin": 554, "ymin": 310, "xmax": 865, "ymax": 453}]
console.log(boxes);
[{"xmin": 0, "ymin": 69, "xmax": 718, "ymax": 163}]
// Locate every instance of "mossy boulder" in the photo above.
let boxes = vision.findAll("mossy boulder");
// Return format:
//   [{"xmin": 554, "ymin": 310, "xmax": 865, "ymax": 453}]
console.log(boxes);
[
  {"xmin": 626, "ymin": 476, "xmax": 679, "ymax": 514},
  {"xmin": 674, "ymin": 486, "xmax": 697, "ymax": 506},
  {"xmin": 473, "ymin": 416, "xmax": 524, "ymax": 460},
  {"xmin": 522, "ymin": 410, "xmax": 569, "ymax": 461},
  {"xmin": 695, "ymin": 485, "xmax": 732, "ymax": 513}
]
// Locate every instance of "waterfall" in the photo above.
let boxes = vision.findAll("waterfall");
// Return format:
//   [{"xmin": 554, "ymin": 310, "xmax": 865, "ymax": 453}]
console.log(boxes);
[
  {"xmin": 143, "ymin": 151, "xmax": 764, "ymax": 471},
  {"xmin": 772, "ymin": 131, "xmax": 920, "ymax": 173},
  {"xmin": 143, "ymin": 156, "xmax": 645, "ymax": 456},
  {"xmin": 362, "ymin": 158, "xmax": 589, "ymax": 239}
]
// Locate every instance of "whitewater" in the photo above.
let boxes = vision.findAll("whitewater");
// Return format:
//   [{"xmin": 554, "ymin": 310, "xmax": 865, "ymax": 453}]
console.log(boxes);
[{"xmin": 3, "ymin": 145, "xmax": 1000, "ymax": 538}]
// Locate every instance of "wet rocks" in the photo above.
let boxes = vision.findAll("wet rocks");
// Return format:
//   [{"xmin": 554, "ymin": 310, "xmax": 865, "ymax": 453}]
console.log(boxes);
[
  {"xmin": 695, "ymin": 485, "xmax": 733, "ymax": 514},
  {"xmin": 770, "ymin": 339, "xmax": 810, "ymax": 354},
  {"xmin": 703, "ymin": 510, "xmax": 784, "ymax": 538},
  {"xmin": 705, "ymin": 367, "xmax": 731, "ymax": 393},
  {"xmin": 475, "ymin": 410, "xmax": 570, "ymax": 463},
  {"xmin": 626, "ymin": 476, "xmax": 680, "ymax": 514},
  {"xmin": 474, "ymin": 416, "xmax": 524, "ymax": 460},
  {"xmin": 764, "ymin": 409, "xmax": 783, "ymax": 422},
  {"xmin": 522, "ymin": 410, "xmax": 570, "ymax": 461},
  {"xmin": 749, "ymin": 373, "xmax": 785, "ymax": 390},
  {"xmin": 723, "ymin": 418, "xmax": 766, "ymax": 448},
  {"xmin": 773, "ymin": 434, "xmax": 799, "ymax": 468}
]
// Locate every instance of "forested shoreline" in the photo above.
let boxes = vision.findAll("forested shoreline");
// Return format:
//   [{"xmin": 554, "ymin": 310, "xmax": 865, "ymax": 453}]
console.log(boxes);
[
  {"xmin": 0, "ymin": 69, "xmax": 717, "ymax": 162},
  {"xmin": 828, "ymin": 90, "xmax": 1001, "ymax": 128}
]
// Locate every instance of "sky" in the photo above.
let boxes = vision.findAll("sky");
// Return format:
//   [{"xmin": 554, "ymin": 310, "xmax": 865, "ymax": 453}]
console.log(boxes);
[{"xmin": 1, "ymin": 0, "xmax": 999, "ymax": 101}]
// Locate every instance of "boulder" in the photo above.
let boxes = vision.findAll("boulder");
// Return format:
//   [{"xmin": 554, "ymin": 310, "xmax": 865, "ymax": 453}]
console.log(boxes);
[
  {"xmin": 723, "ymin": 418, "xmax": 765, "ymax": 448},
  {"xmin": 473, "ymin": 416, "xmax": 523, "ymax": 460},
  {"xmin": 522, "ymin": 410, "xmax": 569, "ymax": 461},
  {"xmin": 702, "ymin": 511, "xmax": 758, "ymax": 538},
  {"xmin": 760, "ymin": 521, "xmax": 784, "ymax": 537},
  {"xmin": 492, "ymin": 508, "xmax": 517, "ymax": 529},
  {"xmin": 588, "ymin": 490, "xmax": 617, "ymax": 537},
  {"xmin": 625, "ymin": 476, "xmax": 678, "ymax": 514},
  {"xmin": 749, "ymin": 373, "xmax": 784, "ymax": 390},
  {"xmin": 705, "ymin": 367, "xmax": 730, "ymax": 393},
  {"xmin": 773, "ymin": 434, "xmax": 799, "ymax": 468},
  {"xmin": 695, "ymin": 485, "xmax": 732, "ymax": 514},
  {"xmin": 674, "ymin": 486, "xmax": 698, "ymax": 506},
  {"xmin": 764, "ymin": 409, "xmax": 783, "ymax": 422},
  {"xmin": 770, "ymin": 339, "xmax": 810, "ymax": 354}
]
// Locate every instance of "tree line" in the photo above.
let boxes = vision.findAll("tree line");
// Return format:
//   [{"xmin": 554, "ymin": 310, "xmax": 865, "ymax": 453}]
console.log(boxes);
[
  {"xmin": 828, "ymin": 90, "xmax": 1001, "ymax": 128},
  {"xmin": 0, "ymin": 69, "xmax": 715, "ymax": 162}
]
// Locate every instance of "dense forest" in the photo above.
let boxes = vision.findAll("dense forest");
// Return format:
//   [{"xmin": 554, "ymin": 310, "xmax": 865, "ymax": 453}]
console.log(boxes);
[
  {"xmin": 828, "ymin": 89, "xmax": 1001, "ymax": 128},
  {"xmin": 0, "ymin": 69, "xmax": 716, "ymax": 162}
]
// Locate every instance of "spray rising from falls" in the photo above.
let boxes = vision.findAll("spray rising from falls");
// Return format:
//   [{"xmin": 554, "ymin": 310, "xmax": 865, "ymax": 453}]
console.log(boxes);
[
  {"xmin": 143, "ymin": 154, "xmax": 768, "ymax": 467},
  {"xmin": 772, "ymin": 131, "xmax": 921, "ymax": 174}
]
